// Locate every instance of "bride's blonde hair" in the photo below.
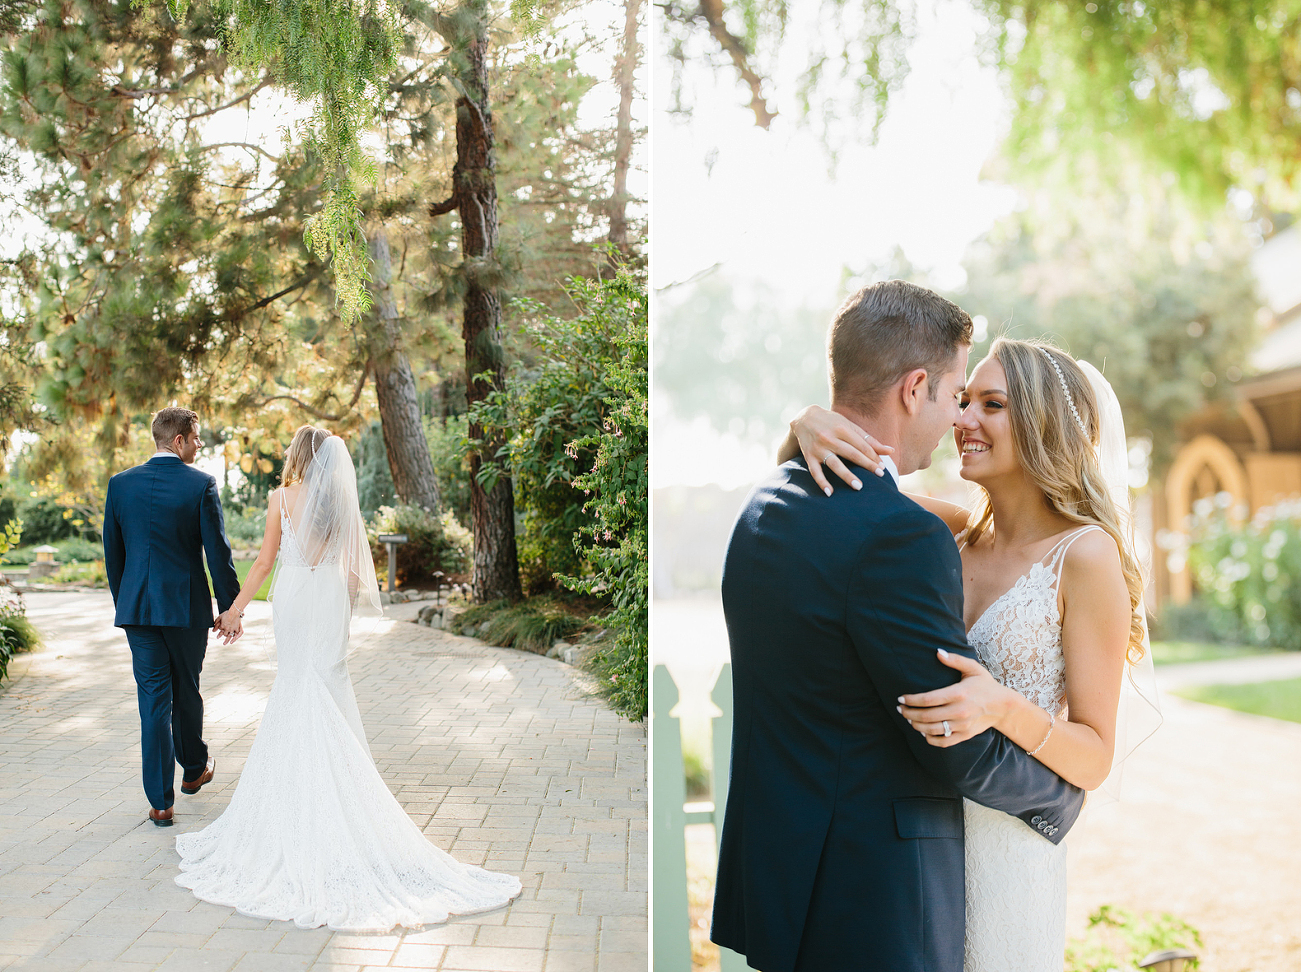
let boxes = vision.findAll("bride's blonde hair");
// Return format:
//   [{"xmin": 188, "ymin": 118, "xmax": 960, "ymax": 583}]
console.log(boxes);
[
  {"xmin": 964, "ymin": 337, "xmax": 1147, "ymax": 663},
  {"xmin": 281, "ymin": 425, "xmax": 332, "ymax": 486}
]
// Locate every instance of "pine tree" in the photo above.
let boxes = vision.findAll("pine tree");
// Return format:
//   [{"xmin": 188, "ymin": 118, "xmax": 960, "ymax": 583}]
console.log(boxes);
[
  {"xmin": 419, "ymin": 0, "xmax": 523, "ymax": 602},
  {"xmin": 1, "ymin": 0, "xmax": 626, "ymax": 537}
]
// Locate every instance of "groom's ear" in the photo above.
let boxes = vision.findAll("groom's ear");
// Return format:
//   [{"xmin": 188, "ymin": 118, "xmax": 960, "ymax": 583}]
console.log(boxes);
[{"xmin": 899, "ymin": 368, "xmax": 929, "ymax": 415}]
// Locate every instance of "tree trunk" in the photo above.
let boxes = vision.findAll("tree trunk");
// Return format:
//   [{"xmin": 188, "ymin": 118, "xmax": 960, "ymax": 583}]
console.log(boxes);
[
  {"xmin": 608, "ymin": 0, "xmax": 643, "ymax": 254},
  {"xmin": 366, "ymin": 225, "xmax": 442, "ymax": 513},
  {"xmin": 452, "ymin": 10, "xmax": 522, "ymax": 603}
]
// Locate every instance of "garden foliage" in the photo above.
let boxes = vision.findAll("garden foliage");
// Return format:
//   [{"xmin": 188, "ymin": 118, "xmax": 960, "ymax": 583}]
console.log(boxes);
[
  {"xmin": 469, "ymin": 267, "xmax": 647, "ymax": 718},
  {"xmin": 470, "ymin": 269, "xmax": 642, "ymax": 589},
  {"xmin": 1065, "ymin": 905, "xmax": 1201, "ymax": 972},
  {"xmin": 1167, "ymin": 495, "xmax": 1301, "ymax": 649},
  {"xmin": 368, "ymin": 505, "xmax": 471, "ymax": 587},
  {"xmin": 561, "ymin": 271, "xmax": 648, "ymax": 721},
  {"xmin": 447, "ymin": 597, "xmax": 586, "ymax": 655},
  {"xmin": 0, "ymin": 521, "xmax": 40, "ymax": 684}
]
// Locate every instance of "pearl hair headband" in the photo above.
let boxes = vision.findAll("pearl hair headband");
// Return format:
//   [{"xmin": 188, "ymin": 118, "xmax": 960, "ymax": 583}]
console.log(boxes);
[{"xmin": 1038, "ymin": 347, "xmax": 1088, "ymax": 437}]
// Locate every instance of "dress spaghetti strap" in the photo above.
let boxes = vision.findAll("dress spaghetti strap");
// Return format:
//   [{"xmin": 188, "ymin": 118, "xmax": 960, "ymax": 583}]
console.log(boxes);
[{"xmin": 1044, "ymin": 525, "xmax": 1105, "ymax": 579}]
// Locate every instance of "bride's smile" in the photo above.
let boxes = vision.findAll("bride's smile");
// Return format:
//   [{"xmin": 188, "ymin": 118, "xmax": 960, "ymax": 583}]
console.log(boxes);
[{"xmin": 956, "ymin": 359, "xmax": 1015, "ymax": 483}]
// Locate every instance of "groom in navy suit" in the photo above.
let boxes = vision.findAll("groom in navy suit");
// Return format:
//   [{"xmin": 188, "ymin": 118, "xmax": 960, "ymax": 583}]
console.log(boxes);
[
  {"xmin": 711, "ymin": 281, "xmax": 1086, "ymax": 972},
  {"xmin": 103, "ymin": 407, "xmax": 243, "ymax": 826}
]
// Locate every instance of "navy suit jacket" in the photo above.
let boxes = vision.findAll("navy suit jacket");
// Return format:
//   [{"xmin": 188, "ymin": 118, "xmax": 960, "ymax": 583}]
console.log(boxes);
[
  {"xmin": 711, "ymin": 460, "xmax": 1086, "ymax": 972},
  {"xmin": 102, "ymin": 455, "xmax": 241, "ymax": 628}
]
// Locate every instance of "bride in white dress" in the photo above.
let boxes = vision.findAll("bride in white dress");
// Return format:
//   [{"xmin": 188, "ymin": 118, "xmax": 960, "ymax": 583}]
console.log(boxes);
[
  {"xmin": 174, "ymin": 426, "xmax": 522, "ymax": 931},
  {"xmin": 784, "ymin": 337, "xmax": 1160, "ymax": 972}
]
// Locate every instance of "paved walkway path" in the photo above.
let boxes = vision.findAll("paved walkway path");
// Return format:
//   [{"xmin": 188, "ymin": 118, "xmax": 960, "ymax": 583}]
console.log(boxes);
[
  {"xmin": 1156, "ymin": 650, "xmax": 1301, "ymax": 689},
  {"xmin": 0, "ymin": 592, "xmax": 646, "ymax": 972},
  {"xmin": 1066, "ymin": 693, "xmax": 1301, "ymax": 972}
]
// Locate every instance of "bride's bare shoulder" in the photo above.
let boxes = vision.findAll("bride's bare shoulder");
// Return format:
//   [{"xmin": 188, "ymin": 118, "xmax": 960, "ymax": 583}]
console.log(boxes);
[{"xmin": 1060, "ymin": 528, "xmax": 1125, "ymax": 606}]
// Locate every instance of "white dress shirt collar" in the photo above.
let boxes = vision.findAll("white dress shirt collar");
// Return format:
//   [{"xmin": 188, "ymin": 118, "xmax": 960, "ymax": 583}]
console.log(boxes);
[
  {"xmin": 151, "ymin": 450, "xmax": 180, "ymax": 460},
  {"xmin": 879, "ymin": 455, "xmax": 900, "ymax": 487}
]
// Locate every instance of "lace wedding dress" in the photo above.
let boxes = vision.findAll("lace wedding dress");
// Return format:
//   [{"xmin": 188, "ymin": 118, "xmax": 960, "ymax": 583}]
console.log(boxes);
[
  {"xmin": 960, "ymin": 525, "xmax": 1101, "ymax": 972},
  {"xmin": 175, "ymin": 449, "xmax": 522, "ymax": 931}
]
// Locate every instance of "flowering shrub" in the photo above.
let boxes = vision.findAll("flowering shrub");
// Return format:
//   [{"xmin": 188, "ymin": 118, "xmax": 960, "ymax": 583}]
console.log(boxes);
[
  {"xmin": 1163, "ymin": 493, "xmax": 1301, "ymax": 648},
  {"xmin": 559, "ymin": 270, "xmax": 648, "ymax": 722}
]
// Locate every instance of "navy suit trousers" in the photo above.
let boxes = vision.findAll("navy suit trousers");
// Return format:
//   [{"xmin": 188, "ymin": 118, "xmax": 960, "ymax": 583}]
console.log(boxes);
[{"xmin": 123, "ymin": 625, "xmax": 209, "ymax": 810}]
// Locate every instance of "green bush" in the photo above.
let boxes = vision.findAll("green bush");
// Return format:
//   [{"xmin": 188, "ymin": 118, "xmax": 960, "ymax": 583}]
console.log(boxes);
[
  {"xmin": 1150, "ymin": 596, "xmax": 1245, "ymax": 645},
  {"xmin": 469, "ymin": 266, "xmax": 648, "ymax": 720},
  {"xmin": 558, "ymin": 269, "xmax": 648, "ymax": 722},
  {"xmin": 470, "ymin": 272, "xmax": 641, "ymax": 594},
  {"xmin": 222, "ymin": 508, "xmax": 268, "ymax": 548},
  {"xmin": 0, "ymin": 586, "xmax": 41, "ymax": 684},
  {"xmin": 447, "ymin": 596, "xmax": 588, "ymax": 654},
  {"xmin": 1165, "ymin": 495, "xmax": 1301, "ymax": 648},
  {"xmin": 354, "ymin": 421, "xmax": 396, "ymax": 517},
  {"xmin": 424, "ymin": 414, "xmax": 472, "ymax": 527},
  {"xmin": 15, "ymin": 496, "xmax": 93, "ymax": 544},
  {"xmin": 1065, "ymin": 905, "xmax": 1201, "ymax": 972},
  {"xmin": 2, "ymin": 536, "xmax": 104, "ymax": 566},
  {"xmin": 52, "ymin": 561, "xmax": 108, "ymax": 587},
  {"xmin": 54, "ymin": 537, "xmax": 103, "ymax": 562},
  {"xmin": 369, "ymin": 505, "xmax": 471, "ymax": 586}
]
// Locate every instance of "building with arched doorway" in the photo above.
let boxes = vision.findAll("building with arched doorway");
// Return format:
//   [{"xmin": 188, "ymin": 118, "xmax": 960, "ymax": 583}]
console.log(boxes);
[{"xmin": 1158, "ymin": 224, "xmax": 1301, "ymax": 606}]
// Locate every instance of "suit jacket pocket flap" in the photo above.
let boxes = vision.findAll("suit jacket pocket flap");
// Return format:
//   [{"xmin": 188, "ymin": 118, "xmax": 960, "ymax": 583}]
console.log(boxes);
[{"xmin": 893, "ymin": 797, "xmax": 963, "ymax": 839}]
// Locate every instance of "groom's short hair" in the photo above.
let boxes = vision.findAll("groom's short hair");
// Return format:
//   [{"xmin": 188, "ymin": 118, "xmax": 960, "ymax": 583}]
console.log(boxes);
[
  {"xmin": 828, "ymin": 280, "xmax": 973, "ymax": 414},
  {"xmin": 152, "ymin": 407, "xmax": 199, "ymax": 447}
]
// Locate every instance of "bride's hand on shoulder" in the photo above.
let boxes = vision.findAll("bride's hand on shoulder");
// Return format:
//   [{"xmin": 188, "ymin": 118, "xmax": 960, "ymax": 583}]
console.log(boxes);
[
  {"xmin": 896, "ymin": 650, "xmax": 1013, "ymax": 747},
  {"xmin": 785, "ymin": 405, "xmax": 893, "ymax": 496}
]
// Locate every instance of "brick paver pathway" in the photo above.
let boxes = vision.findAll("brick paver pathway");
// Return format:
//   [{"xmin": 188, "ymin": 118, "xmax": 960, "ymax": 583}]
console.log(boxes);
[{"xmin": 0, "ymin": 592, "xmax": 646, "ymax": 972}]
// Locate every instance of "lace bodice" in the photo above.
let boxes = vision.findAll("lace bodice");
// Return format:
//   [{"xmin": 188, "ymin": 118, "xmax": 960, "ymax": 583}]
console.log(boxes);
[
  {"xmin": 962, "ymin": 526, "xmax": 1102, "ymax": 716},
  {"xmin": 277, "ymin": 492, "xmax": 340, "ymax": 569},
  {"xmin": 277, "ymin": 503, "xmax": 309, "ymax": 569}
]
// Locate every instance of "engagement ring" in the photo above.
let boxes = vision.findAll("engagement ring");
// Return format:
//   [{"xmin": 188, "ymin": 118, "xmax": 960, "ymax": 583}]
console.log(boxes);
[{"xmin": 942, "ymin": 721, "xmax": 952, "ymax": 737}]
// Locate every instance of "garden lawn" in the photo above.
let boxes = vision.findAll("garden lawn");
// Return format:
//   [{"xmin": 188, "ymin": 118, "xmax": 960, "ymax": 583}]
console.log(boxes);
[
  {"xmin": 1176, "ymin": 677, "xmax": 1301, "ymax": 724},
  {"xmin": 208, "ymin": 560, "xmax": 271, "ymax": 601},
  {"xmin": 1149, "ymin": 640, "xmax": 1287, "ymax": 665}
]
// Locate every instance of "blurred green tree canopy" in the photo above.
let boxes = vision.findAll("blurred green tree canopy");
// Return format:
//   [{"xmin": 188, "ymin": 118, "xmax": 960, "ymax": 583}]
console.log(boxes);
[
  {"xmin": 654, "ymin": 271, "xmax": 831, "ymax": 446},
  {"xmin": 983, "ymin": 0, "xmax": 1301, "ymax": 213},
  {"xmin": 667, "ymin": 0, "xmax": 1301, "ymax": 212}
]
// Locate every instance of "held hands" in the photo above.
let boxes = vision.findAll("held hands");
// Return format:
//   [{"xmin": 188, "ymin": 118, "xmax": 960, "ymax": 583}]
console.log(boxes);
[
  {"xmin": 213, "ymin": 606, "xmax": 244, "ymax": 645},
  {"xmin": 790, "ymin": 405, "xmax": 894, "ymax": 496},
  {"xmin": 897, "ymin": 649, "xmax": 1011, "ymax": 747}
]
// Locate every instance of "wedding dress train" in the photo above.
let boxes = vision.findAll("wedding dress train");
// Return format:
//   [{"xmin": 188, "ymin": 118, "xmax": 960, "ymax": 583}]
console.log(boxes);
[{"xmin": 175, "ymin": 480, "xmax": 521, "ymax": 931}]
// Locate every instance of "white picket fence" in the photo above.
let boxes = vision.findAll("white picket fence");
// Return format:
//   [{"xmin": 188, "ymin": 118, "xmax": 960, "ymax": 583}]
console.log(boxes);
[{"xmin": 652, "ymin": 663, "xmax": 748, "ymax": 971}]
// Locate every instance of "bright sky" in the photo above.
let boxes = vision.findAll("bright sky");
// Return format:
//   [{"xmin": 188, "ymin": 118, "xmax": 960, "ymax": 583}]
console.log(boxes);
[{"xmin": 652, "ymin": 0, "xmax": 1017, "ymax": 488}]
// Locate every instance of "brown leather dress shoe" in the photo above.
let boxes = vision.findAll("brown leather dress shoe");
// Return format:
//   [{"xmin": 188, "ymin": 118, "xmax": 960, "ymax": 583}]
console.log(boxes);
[
  {"xmin": 149, "ymin": 807, "xmax": 174, "ymax": 827},
  {"xmin": 181, "ymin": 757, "xmax": 215, "ymax": 795}
]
